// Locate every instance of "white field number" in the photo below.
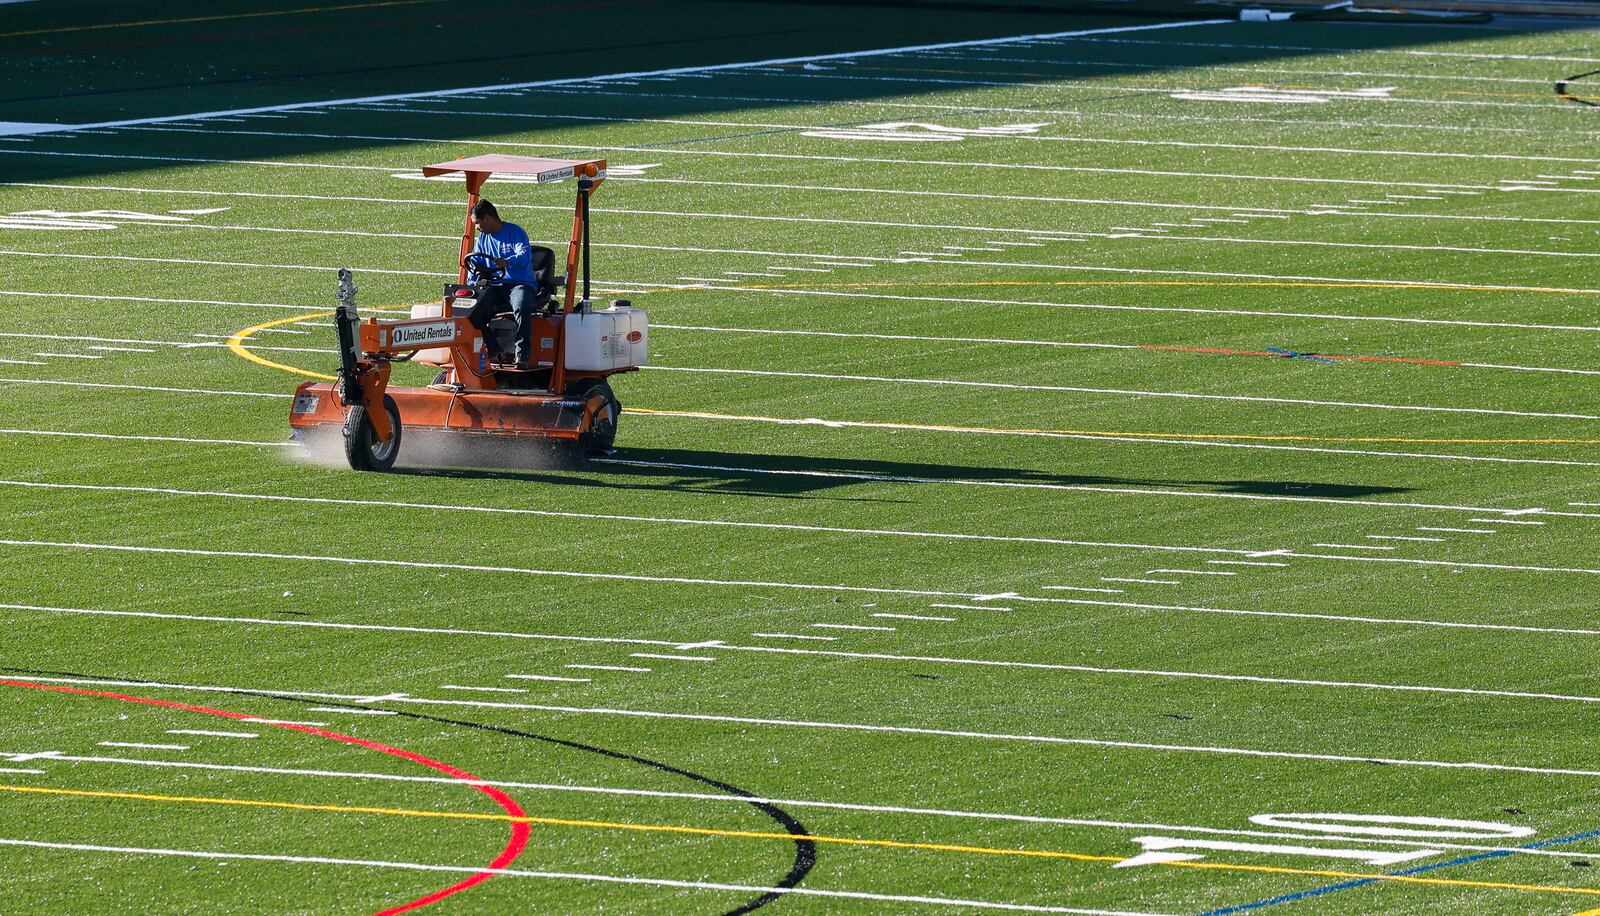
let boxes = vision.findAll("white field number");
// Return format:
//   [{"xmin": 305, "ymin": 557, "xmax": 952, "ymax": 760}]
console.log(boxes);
[{"xmin": 1116, "ymin": 812, "xmax": 1531, "ymax": 869}]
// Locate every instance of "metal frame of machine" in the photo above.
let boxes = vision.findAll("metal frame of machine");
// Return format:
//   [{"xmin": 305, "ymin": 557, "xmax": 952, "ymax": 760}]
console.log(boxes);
[{"xmin": 287, "ymin": 154, "xmax": 646, "ymax": 471}]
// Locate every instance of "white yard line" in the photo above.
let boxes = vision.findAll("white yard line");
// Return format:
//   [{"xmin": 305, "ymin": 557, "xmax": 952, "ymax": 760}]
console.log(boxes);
[
  {"xmin": 504, "ymin": 674, "xmax": 590, "ymax": 683},
  {"xmin": 1208, "ymin": 560, "xmax": 1288, "ymax": 568},
  {"xmin": 516, "ymin": 82, "xmax": 1600, "ymax": 137},
  {"xmin": 21, "ymin": 751, "xmax": 1587, "ymax": 860},
  {"xmin": 436, "ymin": 685, "xmax": 527, "ymax": 694},
  {"xmin": 0, "ymin": 602, "xmax": 681, "ymax": 648},
  {"xmin": 629, "ymin": 409, "xmax": 1600, "ymax": 469},
  {"xmin": 165, "ymin": 729, "xmax": 256, "ymax": 739},
  {"xmin": 677, "ymin": 285, "xmax": 1600, "ymax": 334},
  {"xmin": 0, "ymin": 837, "xmax": 1161, "ymax": 915},
  {"xmin": 1312, "ymin": 544, "xmax": 1394, "ymax": 551},
  {"xmin": 930, "ymin": 603, "xmax": 1013, "ymax": 612},
  {"xmin": 631, "ymin": 653, "xmax": 717, "ymax": 662},
  {"xmin": 1417, "ymin": 527, "xmax": 1497, "ymax": 534},
  {"xmin": 96, "ymin": 742, "xmax": 188, "ymax": 751},
  {"xmin": 0, "ymin": 480, "xmax": 1271, "ymax": 556},
  {"xmin": 713, "ymin": 643, "xmax": 1600, "ymax": 706},
  {"xmin": 9, "ymin": 595, "xmax": 1599, "ymax": 656},
  {"xmin": 15, "ymin": 18, "xmax": 1231, "ymax": 135},
  {"xmin": 1368, "ymin": 535, "xmax": 1444, "ymax": 542},
  {"xmin": 811, "ymin": 624, "xmax": 895, "ymax": 632},
  {"xmin": 643, "ymin": 366, "xmax": 1599, "ymax": 421},
  {"xmin": 0, "ymin": 428, "xmax": 283, "ymax": 447},
  {"xmin": 567, "ymin": 664, "xmax": 651, "ymax": 672},
  {"xmin": 31, "ymin": 674, "xmax": 1600, "ymax": 781},
  {"xmin": 1101, "ymin": 578, "xmax": 1182, "ymax": 586}
]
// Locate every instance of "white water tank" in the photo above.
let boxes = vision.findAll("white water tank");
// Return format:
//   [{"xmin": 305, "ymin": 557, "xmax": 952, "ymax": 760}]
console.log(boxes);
[
  {"xmin": 408, "ymin": 302, "xmax": 453, "ymax": 366},
  {"xmin": 564, "ymin": 302, "xmax": 648, "ymax": 371}
]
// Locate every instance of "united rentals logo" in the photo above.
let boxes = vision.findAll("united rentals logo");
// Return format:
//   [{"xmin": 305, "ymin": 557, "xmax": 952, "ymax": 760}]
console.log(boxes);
[{"xmin": 390, "ymin": 321, "xmax": 456, "ymax": 346}]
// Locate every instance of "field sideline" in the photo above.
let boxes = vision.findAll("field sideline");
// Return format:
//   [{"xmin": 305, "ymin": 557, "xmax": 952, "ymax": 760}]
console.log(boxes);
[{"xmin": 3, "ymin": 1, "xmax": 1600, "ymax": 913}]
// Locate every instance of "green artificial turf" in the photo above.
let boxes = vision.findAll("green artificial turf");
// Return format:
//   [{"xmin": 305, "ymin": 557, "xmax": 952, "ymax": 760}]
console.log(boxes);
[{"xmin": 2, "ymin": 2, "xmax": 1600, "ymax": 913}]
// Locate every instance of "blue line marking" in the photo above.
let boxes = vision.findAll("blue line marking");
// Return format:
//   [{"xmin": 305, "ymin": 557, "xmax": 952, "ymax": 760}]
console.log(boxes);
[
  {"xmin": 1197, "ymin": 827, "xmax": 1600, "ymax": 915},
  {"xmin": 1264, "ymin": 347, "xmax": 1338, "ymax": 365}
]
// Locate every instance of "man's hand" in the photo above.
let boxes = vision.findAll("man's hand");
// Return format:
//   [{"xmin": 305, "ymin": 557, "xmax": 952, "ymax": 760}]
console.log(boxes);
[{"xmin": 495, "ymin": 258, "xmax": 509, "ymax": 270}]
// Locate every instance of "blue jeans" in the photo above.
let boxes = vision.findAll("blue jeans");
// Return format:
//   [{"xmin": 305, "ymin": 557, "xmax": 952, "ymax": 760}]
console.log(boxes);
[{"xmin": 472, "ymin": 282, "xmax": 536, "ymax": 364}]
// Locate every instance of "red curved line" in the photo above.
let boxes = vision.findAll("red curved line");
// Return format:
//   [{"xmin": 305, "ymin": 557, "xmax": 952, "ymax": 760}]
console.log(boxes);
[{"xmin": 0, "ymin": 678, "xmax": 530, "ymax": 914}]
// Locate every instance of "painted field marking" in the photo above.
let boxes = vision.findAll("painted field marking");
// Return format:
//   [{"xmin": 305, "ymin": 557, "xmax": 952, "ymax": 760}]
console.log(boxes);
[
  {"xmin": 811, "ymin": 624, "xmax": 895, "ymax": 632},
  {"xmin": 0, "ymin": 768, "xmax": 43, "ymax": 774},
  {"xmin": 0, "ymin": 835, "xmax": 1177, "ymax": 915},
  {"xmin": 567, "ymin": 664, "xmax": 651, "ymax": 673},
  {"xmin": 0, "ymin": 480, "xmax": 1269, "ymax": 557},
  {"xmin": 165, "ymin": 729, "xmax": 256, "ymax": 739},
  {"xmin": 97, "ymin": 742, "xmax": 188, "ymax": 751},
  {"xmin": 669, "ymin": 284, "xmax": 1600, "ymax": 333},
  {"xmin": 1368, "ymin": 535, "xmax": 1444, "ymax": 543},
  {"xmin": 0, "ymin": 602, "xmax": 681, "ymax": 648},
  {"xmin": 1041, "ymin": 585, "xmax": 1126, "ymax": 594},
  {"xmin": 930, "ymin": 603, "xmax": 1013, "ymax": 612},
  {"xmin": 13, "ymin": 585, "xmax": 1600, "ymax": 651},
  {"xmin": 437, "ymin": 685, "xmax": 527, "ymax": 694},
  {"xmin": 626, "ymin": 411, "xmax": 1600, "ymax": 469},
  {"xmin": 40, "ymin": 674, "xmax": 1600, "ymax": 782},
  {"xmin": 1312, "ymin": 544, "xmax": 1394, "ymax": 551},
  {"xmin": 1103, "ymin": 578, "xmax": 1182, "ymax": 586},
  {"xmin": 0, "ymin": 359, "xmax": 46, "ymax": 366},
  {"xmin": 3, "ymin": 677, "xmax": 533, "ymax": 912},
  {"xmin": 12, "ymin": 778, "xmax": 1600, "ymax": 906},
  {"xmin": 644, "ymin": 365, "xmax": 1600, "ymax": 421},
  {"xmin": 308, "ymin": 707, "xmax": 396, "ymax": 716},
  {"xmin": 13, "ymin": 18, "xmax": 1232, "ymax": 136},
  {"xmin": 504, "ymin": 674, "xmax": 590, "ymax": 683},
  {"xmin": 1417, "ymin": 527, "xmax": 1496, "ymax": 534},
  {"xmin": 19, "ymin": 750, "xmax": 1585, "ymax": 861},
  {"xmin": 1208, "ymin": 561, "xmax": 1289, "ymax": 568},
  {"xmin": 753, "ymin": 633, "xmax": 839, "ymax": 642},
  {"xmin": 0, "ymin": 541, "xmax": 1273, "ymax": 598},
  {"xmin": 1147, "ymin": 569, "xmax": 1236, "ymax": 576},
  {"xmin": 1471, "ymin": 518, "xmax": 1546, "ymax": 526},
  {"xmin": 239, "ymin": 718, "xmax": 327, "ymax": 727},
  {"xmin": 631, "ymin": 653, "xmax": 716, "ymax": 662},
  {"xmin": 9, "ymin": 746, "xmax": 1587, "ymax": 864},
  {"xmin": 33, "ymin": 353, "xmax": 101, "ymax": 360}
]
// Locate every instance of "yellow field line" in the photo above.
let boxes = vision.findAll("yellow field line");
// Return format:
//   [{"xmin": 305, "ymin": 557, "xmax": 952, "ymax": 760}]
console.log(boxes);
[
  {"xmin": 227, "ymin": 312, "xmax": 335, "ymax": 382},
  {"xmin": 221, "ymin": 321, "xmax": 1594, "ymax": 447},
  {"xmin": 4, "ymin": 783, "xmax": 1599, "ymax": 898},
  {"xmin": 627, "ymin": 408, "xmax": 1600, "ymax": 447},
  {"xmin": 0, "ymin": 0, "xmax": 447, "ymax": 39}
]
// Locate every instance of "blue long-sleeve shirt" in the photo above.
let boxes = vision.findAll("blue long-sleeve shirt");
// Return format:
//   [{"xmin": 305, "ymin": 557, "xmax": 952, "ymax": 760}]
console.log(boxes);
[{"xmin": 471, "ymin": 221, "xmax": 535, "ymax": 284}]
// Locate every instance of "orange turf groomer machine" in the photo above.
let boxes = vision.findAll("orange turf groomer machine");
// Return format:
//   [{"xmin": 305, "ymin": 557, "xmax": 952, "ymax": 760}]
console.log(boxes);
[{"xmin": 288, "ymin": 154, "xmax": 647, "ymax": 471}]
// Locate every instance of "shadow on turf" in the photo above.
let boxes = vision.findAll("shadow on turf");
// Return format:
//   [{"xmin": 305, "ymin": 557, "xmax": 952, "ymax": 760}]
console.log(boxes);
[
  {"xmin": 401, "ymin": 446, "xmax": 1414, "ymax": 500},
  {"xmin": 0, "ymin": 2, "xmax": 1589, "ymax": 185}
]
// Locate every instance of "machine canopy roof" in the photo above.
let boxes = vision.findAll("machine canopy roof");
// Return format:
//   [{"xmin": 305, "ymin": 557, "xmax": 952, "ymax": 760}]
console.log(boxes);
[{"xmin": 421, "ymin": 154, "xmax": 605, "ymax": 185}]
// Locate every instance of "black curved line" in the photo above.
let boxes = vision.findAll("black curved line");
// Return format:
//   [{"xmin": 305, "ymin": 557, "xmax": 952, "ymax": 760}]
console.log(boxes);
[
  {"xmin": 3, "ymin": 666, "xmax": 815, "ymax": 913},
  {"xmin": 1556, "ymin": 69, "xmax": 1600, "ymax": 107}
]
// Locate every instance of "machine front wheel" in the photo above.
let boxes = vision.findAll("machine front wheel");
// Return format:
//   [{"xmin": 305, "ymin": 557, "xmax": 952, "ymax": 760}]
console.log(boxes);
[{"xmin": 344, "ymin": 394, "xmax": 403, "ymax": 472}]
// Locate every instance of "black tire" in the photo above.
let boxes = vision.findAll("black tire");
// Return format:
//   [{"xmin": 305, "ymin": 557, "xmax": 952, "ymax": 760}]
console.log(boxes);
[
  {"xmin": 567, "ymin": 379, "xmax": 620, "ymax": 455},
  {"xmin": 344, "ymin": 394, "xmax": 402, "ymax": 472}
]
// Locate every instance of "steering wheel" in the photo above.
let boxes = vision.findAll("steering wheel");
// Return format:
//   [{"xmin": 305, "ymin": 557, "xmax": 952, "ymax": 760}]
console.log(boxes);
[{"xmin": 463, "ymin": 252, "xmax": 506, "ymax": 284}]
